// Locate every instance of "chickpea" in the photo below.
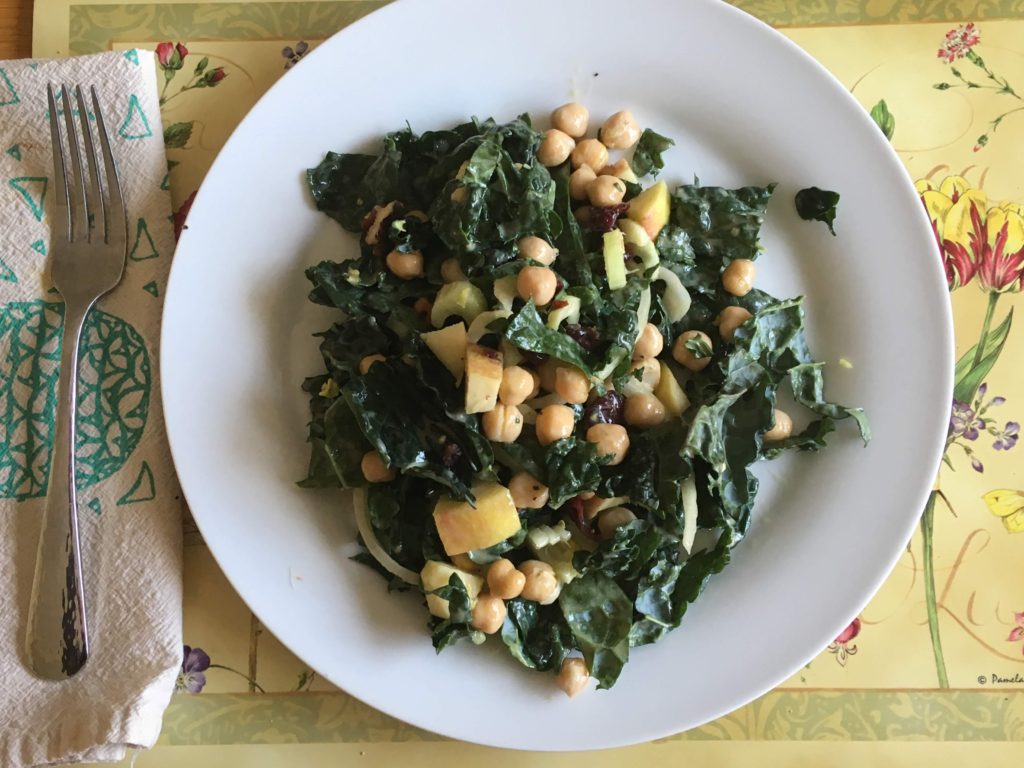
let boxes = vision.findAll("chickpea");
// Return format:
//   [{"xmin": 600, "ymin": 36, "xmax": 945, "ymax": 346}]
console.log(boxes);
[
  {"xmin": 633, "ymin": 323, "xmax": 664, "ymax": 361},
  {"xmin": 764, "ymin": 408, "xmax": 793, "ymax": 442},
  {"xmin": 624, "ymin": 393, "xmax": 666, "ymax": 428},
  {"xmin": 537, "ymin": 358, "xmax": 562, "ymax": 393},
  {"xmin": 573, "ymin": 206, "xmax": 595, "ymax": 228},
  {"xmin": 482, "ymin": 403, "xmax": 524, "ymax": 443},
  {"xmin": 586, "ymin": 423, "xmax": 630, "ymax": 465},
  {"xmin": 413, "ymin": 297, "xmax": 432, "ymax": 318},
  {"xmin": 386, "ymin": 248, "xmax": 424, "ymax": 280},
  {"xmin": 551, "ymin": 102, "xmax": 589, "ymax": 138},
  {"xmin": 557, "ymin": 657, "xmax": 590, "ymax": 698},
  {"xmin": 487, "ymin": 558, "xmax": 527, "ymax": 599},
  {"xmin": 536, "ymin": 405, "xmax": 576, "ymax": 446},
  {"xmin": 672, "ymin": 330, "xmax": 713, "ymax": 372},
  {"xmin": 441, "ymin": 257, "xmax": 466, "ymax": 283},
  {"xmin": 517, "ymin": 265, "xmax": 558, "ymax": 307},
  {"xmin": 587, "ymin": 175, "xmax": 627, "ymax": 207},
  {"xmin": 499, "ymin": 366, "xmax": 535, "ymax": 406},
  {"xmin": 518, "ymin": 235, "xmax": 558, "ymax": 266},
  {"xmin": 508, "ymin": 472, "xmax": 550, "ymax": 509},
  {"xmin": 555, "ymin": 365, "xmax": 591, "ymax": 405},
  {"xmin": 601, "ymin": 158, "xmax": 636, "ymax": 181},
  {"xmin": 518, "ymin": 560, "xmax": 560, "ymax": 604},
  {"xmin": 358, "ymin": 354, "xmax": 386, "ymax": 375},
  {"xmin": 360, "ymin": 450, "xmax": 396, "ymax": 483},
  {"xmin": 569, "ymin": 165, "xmax": 597, "ymax": 201},
  {"xmin": 538, "ymin": 129, "xmax": 575, "ymax": 167},
  {"xmin": 717, "ymin": 306, "xmax": 753, "ymax": 342},
  {"xmin": 450, "ymin": 186, "xmax": 468, "ymax": 205},
  {"xmin": 571, "ymin": 138, "xmax": 609, "ymax": 172},
  {"xmin": 600, "ymin": 110, "xmax": 641, "ymax": 149},
  {"xmin": 597, "ymin": 506, "xmax": 637, "ymax": 538},
  {"xmin": 722, "ymin": 258, "xmax": 757, "ymax": 297},
  {"xmin": 471, "ymin": 594, "xmax": 507, "ymax": 635}
]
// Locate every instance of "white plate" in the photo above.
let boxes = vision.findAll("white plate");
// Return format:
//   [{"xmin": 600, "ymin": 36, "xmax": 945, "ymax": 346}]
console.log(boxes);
[{"xmin": 162, "ymin": 0, "xmax": 953, "ymax": 751}]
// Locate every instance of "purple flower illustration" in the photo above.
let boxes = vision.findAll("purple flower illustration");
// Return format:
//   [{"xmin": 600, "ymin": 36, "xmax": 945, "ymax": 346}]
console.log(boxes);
[
  {"xmin": 950, "ymin": 400, "xmax": 985, "ymax": 440},
  {"xmin": 176, "ymin": 645, "xmax": 210, "ymax": 693},
  {"xmin": 993, "ymin": 422, "xmax": 1020, "ymax": 450},
  {"xmin": 282, "ymin": 41, "xmax": 309, "ymax": 69},
  {"xmin": 971, "ymin": 456, "xmax": 985, "ymax": 473}
]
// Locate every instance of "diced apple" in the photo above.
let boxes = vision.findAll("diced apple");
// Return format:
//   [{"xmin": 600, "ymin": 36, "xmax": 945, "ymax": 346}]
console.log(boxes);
[
  {"xmin": 430, "ymin": 280, "xmax": 487, "ymax": 329},
  {"xmin": 603, "ymin": 229, "xmax": 627, "ymax": 290},
  {"xmin": 627, "ymin": 181, "xmax": 670, "ymax": 240},
  {"xmin": 654, "ymin": 361, "xmax": 690, "ymax": 417},
  {"xmin": 433, "ymin": 482, "xmax": 521, "ymax": 555},
  {"xmin": 465, "ymin": 343, "xmax": 503, "ymax": 413},
  {"xmin": 422, "ymin": 322, "xmax": 467, "ymax": 383},
  {"xmin": 420, "ymin": 560, "xmax": 484, "ymax": 619}
]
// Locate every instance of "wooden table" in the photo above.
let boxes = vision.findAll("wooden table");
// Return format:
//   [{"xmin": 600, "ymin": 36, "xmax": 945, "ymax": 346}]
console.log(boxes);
[{"xmin": 0, "ymin": 0, "xmax": 32, "ymax": 59}]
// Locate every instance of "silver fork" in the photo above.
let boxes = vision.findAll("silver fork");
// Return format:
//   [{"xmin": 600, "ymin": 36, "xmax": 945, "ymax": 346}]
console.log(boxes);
[{"xmin": 26, "ymin": 85, "xmax": 127, "ymax": 679}]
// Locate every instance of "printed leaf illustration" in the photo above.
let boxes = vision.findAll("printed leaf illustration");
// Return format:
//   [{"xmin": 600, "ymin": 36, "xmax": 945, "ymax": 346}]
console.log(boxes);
[
  {"xmin": 869, "ymin": 99, "xmax": 895, "ymax": 141},
  {"xmin": 163, "ymin": 120, "xmax": 194, "ymax": 149},
  {"xmin": 953, "ymin": 308, "xmax": 1012, "ymax": 403},
  {"xmin": 0, "ymin": 301, "xmax": 151, "ymax": 500}
]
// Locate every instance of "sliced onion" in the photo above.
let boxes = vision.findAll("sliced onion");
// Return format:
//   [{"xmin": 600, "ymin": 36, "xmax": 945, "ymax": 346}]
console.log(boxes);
[
  {"xmin": 467, "ymin": 309, "xmax": 511, "ymax": 343},
  {"xmin": 681, "ymin": 474, "xmax": 698, "ymax": 554},
  {"xmin": 353, "ymin": 488, "xmax": 420, "ymax": 585},
  {"xmin": 655, "ymin": 266, "xmax": 691, "ymax": 322}
]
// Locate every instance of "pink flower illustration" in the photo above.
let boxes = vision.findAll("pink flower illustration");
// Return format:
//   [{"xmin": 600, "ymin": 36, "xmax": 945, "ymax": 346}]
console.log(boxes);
[
  {"xmin": 827, "ymin": 617, "xmax": 861, "ymax": 666},
  {"xmin": 937, "ymin": 23, "xmax": 980, "ymax": 63},
  {"xmin": 1009, "ymin": 612, "xmax": 1024, "ymax": 654}
]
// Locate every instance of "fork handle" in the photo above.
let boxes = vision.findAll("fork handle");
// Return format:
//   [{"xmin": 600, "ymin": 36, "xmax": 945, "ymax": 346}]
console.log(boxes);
[{"xmin": 26, "ymin": 300, "xmax": 92, "ymax": 678}]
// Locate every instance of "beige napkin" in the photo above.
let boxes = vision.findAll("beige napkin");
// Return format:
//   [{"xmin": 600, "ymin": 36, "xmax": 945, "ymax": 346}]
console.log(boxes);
[{"xmin": 0, "ymin": 51, "xmax": 182, "ymax": 766}]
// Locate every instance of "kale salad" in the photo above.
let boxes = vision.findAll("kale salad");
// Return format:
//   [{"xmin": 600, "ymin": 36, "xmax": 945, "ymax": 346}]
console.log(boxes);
[{"xmin": 300, "ymin": 103, "xmax": 869, "ymax": 698}]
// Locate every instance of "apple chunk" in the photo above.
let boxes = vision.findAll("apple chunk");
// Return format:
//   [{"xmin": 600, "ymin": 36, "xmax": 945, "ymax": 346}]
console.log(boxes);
[
  {"xmin": 420, "ymin": 561, "xmax": 484, "ymax": 619},
  {"xmin": 626, "ymin": 180, "xmax": 670, "ymax": 240},
  {"xmin": 464, "ymin": 343, "xmax": 502, "ymax": 413},
  {"xmin": 422, "ymin": 322, "xmax": 467, "ymax": 383},
  {"xmin": 433, "ymin": 482, "xmax": 521, "ymax": 555}
]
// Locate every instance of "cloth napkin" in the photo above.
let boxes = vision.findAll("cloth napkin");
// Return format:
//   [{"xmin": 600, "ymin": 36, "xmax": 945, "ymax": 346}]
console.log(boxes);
[{"xmin": 0, "ymin": 51, "xmax": 182, "ymax": 766}]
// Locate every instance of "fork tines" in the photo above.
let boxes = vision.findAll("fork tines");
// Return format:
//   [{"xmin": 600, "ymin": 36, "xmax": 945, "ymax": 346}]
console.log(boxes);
[{"xmin": 46, "ymin": 84, "xmax": 125, "ymax": 249}]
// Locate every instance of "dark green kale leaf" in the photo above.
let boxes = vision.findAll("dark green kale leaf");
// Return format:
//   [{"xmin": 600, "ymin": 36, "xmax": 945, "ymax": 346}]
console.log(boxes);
[
  {"xmin": 577, "ymin": 520, "xmax": 669, "ymax": 583},
  {"xmin": 656, "ymin": 182, "xmax": 776, "ymax": 295},
  {"xmin": 630, "ymin": 129, "xmax": 674, "ymax": 178},
  {"xmin": 319, "ymin": 396, "xmax": 372, "ymax": 488},
  {"xmin": 343, "ymin": 359, "xmax": 493, "ymax": 502},
  {"xmin": 543, "ymin": 438, "xmax": 603, "ymax": 508},
  {"xmin": 558, "ymin": 572, "xmax": 633, "ymax": 689},
  {"xmin": 795, "ymin": 186, "xmax": 840, "ymax": 236},
  {"xmin": 306, "ymin": 152, "xmax": 376, "ymax": 232},
  {"xmin": 316, "ymin": 315, "xmax": 391, "ymax": 383},
  {"xmin": 504, "ymin": 301, "xmax": 594, "ymax": 374},
  {"xmin": 630, "ymin": 533, "xmax": 732, "ymax": 647},
  {"xmin": 501, "ymin": 599, "xmax": 573, "ymax": 671},
  {"xmin": 429, "ymin": 574, "xmax": 474, "ymax": 651}
]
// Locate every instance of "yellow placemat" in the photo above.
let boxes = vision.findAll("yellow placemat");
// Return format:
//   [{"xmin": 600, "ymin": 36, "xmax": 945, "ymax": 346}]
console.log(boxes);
[{"xmin": 27, "ymin": 1, "xmax": 1024, "ymax": 764}]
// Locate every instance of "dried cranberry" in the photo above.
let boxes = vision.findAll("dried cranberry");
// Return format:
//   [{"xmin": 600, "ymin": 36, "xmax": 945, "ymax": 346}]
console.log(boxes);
[
  {"xmin": 581, "ymin": 391, "xmax": 624, "ymax": 429},
  {"xmin": 583, "ymin": 203, "xmax": 629, "ymax": 233},
  {"xmin": 567, "ymin": 495, "xmax": 600, "ymax": 540},
  {"xmin": 440, "ymin": 440, "xmax": 462, "ymax": 468},
  {"xmin": 550, "ymin": 299, "xmax": 569, "ymax": 311},
  {"xmin": 563, "ymin": 323, "xmax": 603, "ymax": 352}
]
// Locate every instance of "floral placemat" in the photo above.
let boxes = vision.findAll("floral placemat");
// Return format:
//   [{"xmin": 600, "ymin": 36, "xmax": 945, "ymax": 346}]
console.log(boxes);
[{"xmin": 28, "ymin": 1, "xmax": 1024, "ymax": 762}]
